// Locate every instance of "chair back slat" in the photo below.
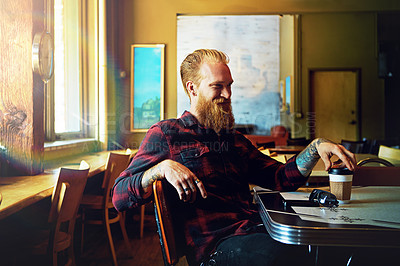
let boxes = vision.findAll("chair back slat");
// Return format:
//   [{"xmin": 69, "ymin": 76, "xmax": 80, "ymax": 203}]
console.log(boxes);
[
  {"xmin": 102, "ymin": 152, "xmax": 131, "ymax": 189},
  {"xmin": 102, "ymin": 152, "xmax": 131, "ymax": 205},
  {"xmin": 49, "ymin": 161, "xmax": 90, "ymax": 223},
  {"xmin": 378, "ymin": 145, "xmax": 400, "ymax": 160}
]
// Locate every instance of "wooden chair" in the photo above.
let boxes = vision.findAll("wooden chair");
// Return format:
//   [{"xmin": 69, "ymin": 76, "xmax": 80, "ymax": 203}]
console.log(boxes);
[
  {"xmin": 80, "ymin": 151, "xmax": 132, "ymax": 266},
  {"xmin": 153, "ymin": 179, "xmax": 186, "ymax": 266},
  {"xmin": 362, "ymin": 139, "xmax": 381, "ymax": 155},
  {"xmin": 378, "ymin": 145, "xmax": 400, "ymax": 160},
  {"xmin": 340, "ymin": 139, "xmax": 367, "ymax": 153},
  {"xmin": 357, "ymin": 157, "xmax": 394, "ymax": 167},
  {"xmin": 21, "ymin": 160, "xmax": 90, "ymax": 266}
]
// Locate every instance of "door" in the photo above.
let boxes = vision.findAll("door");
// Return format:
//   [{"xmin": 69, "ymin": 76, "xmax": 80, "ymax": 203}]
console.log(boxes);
[{"xmin": 310, "ymin": 70, "xmax": 360, "ymax": 143}]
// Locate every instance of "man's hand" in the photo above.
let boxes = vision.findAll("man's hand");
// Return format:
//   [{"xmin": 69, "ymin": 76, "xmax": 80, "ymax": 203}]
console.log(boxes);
[
  {"xmin": 141, "ymin": 159, "xmax": 207, "ymax": 202},
  {"xmin": 296, "ymin": 138, "xmax": 357, "ymax": 177},
  {"xmin": 316, "ymin": 140, "xmax": 357, "ymax": 171}
]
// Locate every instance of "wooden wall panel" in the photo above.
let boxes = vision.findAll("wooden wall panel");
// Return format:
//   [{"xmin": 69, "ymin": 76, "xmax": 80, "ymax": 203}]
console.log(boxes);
[{"xmin": 0, "ymin": 0, "xmax": 44, "ymax": 175}]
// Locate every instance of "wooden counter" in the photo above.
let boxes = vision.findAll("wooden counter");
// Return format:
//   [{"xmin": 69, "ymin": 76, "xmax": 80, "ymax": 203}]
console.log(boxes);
[{"xmin": 0, "ymin": 150, "xmax": 137, "ymax": 220}]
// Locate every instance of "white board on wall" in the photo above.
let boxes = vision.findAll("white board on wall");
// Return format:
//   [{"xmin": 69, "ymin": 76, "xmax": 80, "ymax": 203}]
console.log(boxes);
[{"xmin": 177, "ymin": 15, "xmax": 281, "ymax": 135}]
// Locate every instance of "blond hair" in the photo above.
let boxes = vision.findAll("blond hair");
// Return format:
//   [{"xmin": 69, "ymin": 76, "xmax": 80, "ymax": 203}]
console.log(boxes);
[{"xmin": 180, "ymin": 49, "xmax": 229, "ymax": 97}]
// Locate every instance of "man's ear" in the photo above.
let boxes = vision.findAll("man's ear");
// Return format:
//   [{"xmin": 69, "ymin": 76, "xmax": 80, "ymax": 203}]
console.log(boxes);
[{"xmin": 186, "ymin": 81, "xmax": 197, "ymax": 97}]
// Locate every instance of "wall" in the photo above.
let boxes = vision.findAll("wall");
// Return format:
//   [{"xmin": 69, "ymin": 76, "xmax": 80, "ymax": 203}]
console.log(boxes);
[
  {"xmin": 280, "ymin": 15, "xmax": 295, "ymax": 83},
  {"xmin": 279, "ymin": 15, "xmax": 295, "ymax": 134},
  {"xmin": 112, "ymin": 0, "xmax": 400, "ymax": 147},
  {"xmin": 299, "ymin": 13, "xmax": 382, "ymax": 139}
]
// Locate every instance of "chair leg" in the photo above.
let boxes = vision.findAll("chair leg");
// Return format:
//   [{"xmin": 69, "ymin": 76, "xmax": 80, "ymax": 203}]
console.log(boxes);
[
  {"xmin": 47, "ymin": 229, "xmax": 58, "ymax": 266},
  {"xmin": 140, "ymin": 204, "xmax": 145, "ymax": 238},
  {"xmin": 119, "ymin": 211, "xmax": 133, "ymax": 255},
  {"xmin": 104, "ymin": 209, "xmax": 118, "ymax": 266}
]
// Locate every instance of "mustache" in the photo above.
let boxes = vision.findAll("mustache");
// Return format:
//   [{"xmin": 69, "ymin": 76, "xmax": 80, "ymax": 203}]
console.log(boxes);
[
  {"xmin": 213, "ymin": 98, "xmax": 231, "ymax": 104},
  {"xmin": 212, "ymin": 98, "xmax": 232, "ymax": 115}
]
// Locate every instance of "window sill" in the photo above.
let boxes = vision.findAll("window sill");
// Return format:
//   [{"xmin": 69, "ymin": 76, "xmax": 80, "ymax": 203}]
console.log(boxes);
[
  {"xmin": 44, "ymin": 138, "xmax": 100, "ymax": 168},
  {"xmin": 44, "ymin": 138, "xmax": 98, "ymax": 150}
]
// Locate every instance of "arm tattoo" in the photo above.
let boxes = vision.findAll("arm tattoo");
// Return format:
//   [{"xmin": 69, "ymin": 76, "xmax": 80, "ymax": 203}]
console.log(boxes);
[
  {"xmin": 296, "ymin": 138, "xmax": 331, "ymax": 176},
  {"xmin": 142, "ymin": 164, "xmax": 162, "ymax": 189}
]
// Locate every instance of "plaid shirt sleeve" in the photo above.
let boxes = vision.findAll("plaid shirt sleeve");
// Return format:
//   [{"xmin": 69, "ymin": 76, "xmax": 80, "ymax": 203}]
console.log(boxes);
[
  {"xmin": 243, "ymin": 135, "xmax": 308, "ymax": 192},
  {"xmin": 112, "ymin": 124, "xmax": 170, "ymax": 211}
]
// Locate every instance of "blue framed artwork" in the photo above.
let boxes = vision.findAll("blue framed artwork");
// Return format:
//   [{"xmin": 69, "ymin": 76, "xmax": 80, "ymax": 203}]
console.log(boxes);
[{"xmin": 130, "ymin": 44, "xmax": 165, "ymax": 132}]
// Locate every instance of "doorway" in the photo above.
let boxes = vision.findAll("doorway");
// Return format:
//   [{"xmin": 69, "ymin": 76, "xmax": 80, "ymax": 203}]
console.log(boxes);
[{"xmin": 310, "ymin": 69, "xmax": 360, "ymax": 143}]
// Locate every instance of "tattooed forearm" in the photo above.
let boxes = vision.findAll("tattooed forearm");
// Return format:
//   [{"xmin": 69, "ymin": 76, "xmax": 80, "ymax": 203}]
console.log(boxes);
[
  {"xmin": 141, "ymin": 164, "xmax": 163, "ymax": 198},
  {"xmin": 143, "ymin": 165, "xmax": 162, "ymax": 187},
  {"xmin": 296, "ymin": 138, "xmax": 332, "ymax": 176}
]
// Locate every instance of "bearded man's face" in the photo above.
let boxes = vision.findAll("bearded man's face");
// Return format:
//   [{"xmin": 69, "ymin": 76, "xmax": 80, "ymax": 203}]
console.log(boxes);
[
  {"xmin": 193, "ymin": 62, "xmax": 235, "ymax": 134},
  {"xmin": 196, "ymin": 90, "xmax": 234, "ymax": 134}
]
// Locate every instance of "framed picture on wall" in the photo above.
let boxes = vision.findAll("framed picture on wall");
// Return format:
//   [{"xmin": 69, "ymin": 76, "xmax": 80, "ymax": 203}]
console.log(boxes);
[{"xmin": 130, "ymin": 44, "xmax": 165, "ymax": 132}]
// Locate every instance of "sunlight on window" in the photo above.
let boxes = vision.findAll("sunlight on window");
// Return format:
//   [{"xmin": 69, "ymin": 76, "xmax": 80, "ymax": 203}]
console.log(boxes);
[{"xmin": 54, "ymin": 0, "xmax": 80, "ymax": 134}]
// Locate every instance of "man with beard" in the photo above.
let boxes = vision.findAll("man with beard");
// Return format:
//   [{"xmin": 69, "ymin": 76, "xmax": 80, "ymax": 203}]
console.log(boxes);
[{"xmin": 112, "ymin": 49, "xmax": 356, "ymax": 265}]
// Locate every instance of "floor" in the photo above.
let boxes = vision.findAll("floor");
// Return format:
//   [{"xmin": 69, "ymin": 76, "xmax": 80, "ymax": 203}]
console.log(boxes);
[
  {"xmin": 0, "ymin": 201, "xmax": 188, "ymax": 266},
  {"xmin": 78, "ymin": 203, "xmax": 188, "ymax": 266},
  {"xmin": 78, "ymin": 206, "xmax": 167, "ymax": 266}
]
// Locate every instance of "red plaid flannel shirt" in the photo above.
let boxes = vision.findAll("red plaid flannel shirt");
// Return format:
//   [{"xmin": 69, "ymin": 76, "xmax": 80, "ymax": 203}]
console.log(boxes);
[{"xmin": 112, "ymin": 111, "xmax": 307, "ymax": 264}]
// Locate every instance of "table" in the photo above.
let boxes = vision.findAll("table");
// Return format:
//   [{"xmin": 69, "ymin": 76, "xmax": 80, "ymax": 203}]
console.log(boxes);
[
  {"xmin": 0, "ymin": 149, "xmax": 137, "ymax": 220},
  {"xmin": 254, "ymin": 186, "xmax": 400, "ymax": 248}
]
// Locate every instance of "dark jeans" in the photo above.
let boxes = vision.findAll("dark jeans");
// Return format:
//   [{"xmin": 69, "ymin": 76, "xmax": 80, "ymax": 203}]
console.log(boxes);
[
  {"xmin": 201, "ymin": 233, "xmax": 312, "ymax": 266},
  {"xmin": 200, "ymin": 233, "xmax": 399, "ymax": 266}
]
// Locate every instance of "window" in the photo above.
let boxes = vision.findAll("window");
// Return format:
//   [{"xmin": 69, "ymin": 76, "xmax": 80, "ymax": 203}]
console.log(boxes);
[
  {"xmin": 45, "ymin": 0, "xmax": 101, "ymax": 143},
  {"xmin": 54, "ymin": 0, "xmax": 81, "ymax": 134}
]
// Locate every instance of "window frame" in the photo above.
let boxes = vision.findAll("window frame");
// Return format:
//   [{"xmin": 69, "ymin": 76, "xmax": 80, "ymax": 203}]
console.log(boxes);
[{"xmin": 44, "ymin": 0, "xmax": 95, "ymax": 143}]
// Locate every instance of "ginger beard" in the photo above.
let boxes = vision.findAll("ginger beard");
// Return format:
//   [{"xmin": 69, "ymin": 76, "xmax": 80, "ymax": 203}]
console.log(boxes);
[{"xmin": 195, "ymin": 91, "xmax": 235, "ymax": 134}]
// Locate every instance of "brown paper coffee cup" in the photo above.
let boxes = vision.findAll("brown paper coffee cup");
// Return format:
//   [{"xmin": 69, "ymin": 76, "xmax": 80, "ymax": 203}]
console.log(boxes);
[
  {"xmin": 328, "ymin": 167, "xmax": 353, "ymax": 203},
  {"xmin": 329, "ymin": 173, "xmax": 353, "ymax": 203}
]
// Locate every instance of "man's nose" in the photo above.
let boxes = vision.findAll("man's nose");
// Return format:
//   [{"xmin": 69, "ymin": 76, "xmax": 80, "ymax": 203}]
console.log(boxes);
[{"xmin": 220, "ymin": 87, "xmax": 231, "ymax": 99}]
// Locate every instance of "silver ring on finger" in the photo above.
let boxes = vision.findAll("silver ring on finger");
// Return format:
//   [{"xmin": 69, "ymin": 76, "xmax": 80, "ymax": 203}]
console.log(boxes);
[
  {"xmin": 184, "ymin": 187, "xmax": 190, "ymax": 192},
  {"xmin": 194, "ymin": 179, "xmax": 201, "ymax": 184}
]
